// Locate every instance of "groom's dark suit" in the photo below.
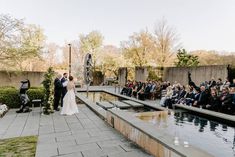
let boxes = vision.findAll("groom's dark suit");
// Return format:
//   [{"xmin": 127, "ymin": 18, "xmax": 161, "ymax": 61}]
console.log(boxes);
[
  {"xmin": 54, "ymin": 77, "xmax": 62, "ymax": 110},
  {"xmin": 61, "ymin": 77, "xmax": 68, "ymax": 107}
]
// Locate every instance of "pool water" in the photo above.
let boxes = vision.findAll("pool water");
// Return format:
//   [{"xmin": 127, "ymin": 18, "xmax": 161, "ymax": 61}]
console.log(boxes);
[
  {"xmin": 79, "ymin": 92, "xmax": 125, "ymax": 102},
  {"xmin": 135, "ymin": 111, "xmax": 235, "ymax": 157}
]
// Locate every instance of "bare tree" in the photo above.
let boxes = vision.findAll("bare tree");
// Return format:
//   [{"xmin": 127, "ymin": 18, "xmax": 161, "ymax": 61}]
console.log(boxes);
[
  {"xmin": 153, "ymin": 18, "xmax": 181, "ymax": 67},
  {"xmin": 44, "ymin": 43, "xmax": 59, "ymax": 67}
]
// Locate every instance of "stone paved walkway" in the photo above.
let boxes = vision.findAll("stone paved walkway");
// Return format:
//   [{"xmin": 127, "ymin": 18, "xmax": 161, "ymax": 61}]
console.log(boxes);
[{"xmin": 0, "ymin": 104, "xmax": 152, "ymax": 157}]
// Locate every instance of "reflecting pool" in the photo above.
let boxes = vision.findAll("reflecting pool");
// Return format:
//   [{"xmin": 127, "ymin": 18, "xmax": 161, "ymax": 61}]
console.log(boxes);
[
  {"xmin": 135, "ymin": 111, "xmax": 235, "ymax": 157},
  {"xmin": 79, "ymin": 92, "xmax": 125, "ymax": 102}
]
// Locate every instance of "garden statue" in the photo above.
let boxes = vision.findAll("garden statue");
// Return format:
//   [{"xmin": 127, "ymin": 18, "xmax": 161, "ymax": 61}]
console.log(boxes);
[
  {"xmin": 16, "ymin": 79, "xmax": 32, "ymax": 113},
  {"xmin": 84, "ymin": 53, "xmax": 93, "ymax": 96}
]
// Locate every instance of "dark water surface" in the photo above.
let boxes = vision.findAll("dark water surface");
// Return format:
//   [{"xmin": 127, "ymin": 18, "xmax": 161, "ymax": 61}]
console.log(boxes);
[
  {"xmin": 80, "ymin": 91, "xmax": 125, "ymax": 102},
  {"xmin": 136, "ymin": 111, "xmax": 235, "ymax": 157}
]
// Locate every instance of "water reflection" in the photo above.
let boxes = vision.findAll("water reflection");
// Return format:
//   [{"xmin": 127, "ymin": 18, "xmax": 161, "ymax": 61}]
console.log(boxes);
[
  {"xmin": 210, "ymin": 121, "xmax": 219, "ymax": 131},
  {"xmin": 233, "ymin": 130, "xmax": 235, "ymax": 153},
  {"xmin": 80, "ymin": 92, "xmax": 124, "ymax": 102},
  {"xmin": 135, "ymin": 111, "xmax": 169, "ymax": 126},
  {"xmin": 136, "ymin": 111, "xmax": 235, "ymax": 157}
]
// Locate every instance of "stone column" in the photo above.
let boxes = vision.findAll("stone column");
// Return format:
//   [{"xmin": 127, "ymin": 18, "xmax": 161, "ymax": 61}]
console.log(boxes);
[
  {"xmin": 135, "ymin": 66, "xmax": 148, "ymax": 82},
  {"xmin": 118, "ymin": 67, "xmax": 127, "ymax": 86}
]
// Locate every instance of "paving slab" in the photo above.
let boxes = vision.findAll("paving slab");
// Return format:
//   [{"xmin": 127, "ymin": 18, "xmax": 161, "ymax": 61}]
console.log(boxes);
[
  {"xmin": 108, "ymin": 151, "xmax": 153, "ymax": 157},
  {"xmin": 0, "ymin": 104, "xmax": 150, "ymax": 157},
  {"xmin": 36, "ymin": 147, "xmax": 58, "ymax": 157},
  {"xmin": 56, "ymin": 152, "xmax": 83, "ymax": 157}
]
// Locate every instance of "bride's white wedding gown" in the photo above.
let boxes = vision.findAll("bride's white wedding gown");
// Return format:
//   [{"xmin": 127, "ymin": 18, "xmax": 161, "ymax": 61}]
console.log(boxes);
[{"xmin": 61, "ymin": 81, "xmax": 79, "ymax": 115}]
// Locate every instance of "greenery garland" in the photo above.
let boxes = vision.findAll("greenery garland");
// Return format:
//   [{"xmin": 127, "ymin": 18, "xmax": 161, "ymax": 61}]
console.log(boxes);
[{"xmin": 42, "ymin": 67, "xmax": 55, "ymax": 114}]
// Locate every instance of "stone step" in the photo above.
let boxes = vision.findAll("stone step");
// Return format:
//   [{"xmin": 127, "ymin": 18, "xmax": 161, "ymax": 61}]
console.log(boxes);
[
  {"xmin": 96, "ymin": 102, "xmax": 114, "ymax": 110},
  {"xmin": 110, "ymin": 101, "xmax": 131, "ymax": 109},
  {"xmin": 122, "ymin": 100, "xmax": 144, "ymax": 107}
]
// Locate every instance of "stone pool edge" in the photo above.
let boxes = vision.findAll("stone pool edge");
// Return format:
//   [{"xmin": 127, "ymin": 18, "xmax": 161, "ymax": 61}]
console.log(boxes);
[{"xmin": 106, "ymin": 109, "xmax": 213, "ymax": 157}]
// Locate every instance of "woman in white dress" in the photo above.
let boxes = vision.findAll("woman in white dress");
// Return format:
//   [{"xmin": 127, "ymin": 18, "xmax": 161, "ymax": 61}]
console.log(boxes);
[{"xmin": 61, "ymin": 76, "xmax": 79, "ymax": 115}]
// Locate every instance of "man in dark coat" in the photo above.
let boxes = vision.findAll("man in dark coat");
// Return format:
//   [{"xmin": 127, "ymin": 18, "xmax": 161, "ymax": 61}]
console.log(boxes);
[
  {"xmin": 193, "ymin": 86, "xmax": 209, "ymax": 108},
  {"xmin": 61, "ymin": 73, "xmax": 68, "ymax": 107},
  {"xmin": 205, "ymin": 89, "xmax": 221, "ymax": 112},
  {"xmin": 220, "ymin": 87, "xmax": 233, "ymax": 114},
  {"xmin": 54, "ymin": 74, "xmax": 62, "ymax": 111}
]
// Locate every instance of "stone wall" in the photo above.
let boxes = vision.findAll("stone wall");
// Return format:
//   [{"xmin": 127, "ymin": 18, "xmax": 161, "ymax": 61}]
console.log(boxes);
[
  {"xmin": 163, "ymin": 65, "xmax": 228, "ymax": 86},
  {"xmin": 0, "ymin": 71, "xmax": 45, "ymax": 88},
  {"xmin": 135, "ymin": 67, "xmax": 148, "ymax": 82},
  {"xmin": 118, "ymin": 67, "xmax": 127, "ymax": 86}
]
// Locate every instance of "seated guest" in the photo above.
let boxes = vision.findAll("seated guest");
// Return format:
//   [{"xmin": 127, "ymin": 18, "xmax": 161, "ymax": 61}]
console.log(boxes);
[
  {"xmin": 220, "ymin": 87, "xmax": 233, "ymax": 114},
  {"xmin": 193, "ymin": 87, "xmax": 201, "ymax": 106},
  {"xmin": 165, "ymin": 86, "xmax": 180, "ymax": 108},
  {"xmin": 126, "ymin": 81, "xmax": 133, "ymax": 97},
  {"xmin": 193, "ymin": 85, "xmax": 209, "ymax": 108},
  {"xmin": 149, "ymin": 81, "xmax": 157, "ymax": 100},
  {"xmin": 222, "ymin": 78, "xmax": 230, "ymax": 89},
  {"xmin": 205, "ymin": 89, "xmax": 221, "ymax": 112},
  {"xmin": 160, "ymin": 86, "xmax": 173, "ymax": 107},
  {"xmin": 216, "ymin": 78, "xmax": 223, "ymax": 91},
  {"xmin": 161, "ymin": 82, "xmax": 168, "ymax": 90},
  {"xmin": 176, "ymin": 85, "xmax": 186, "ymax": 103},
  {"xmin": 132, "ymin": 81, "xmax": 138, "ymax": 98},
  {"xmin": 143, "ymin": 81, "xmax": 152, "ymax": 99},
  {"xmin": 154, "ymin": 82, "xmax": 162, "ymax": 99},
  {"xmin": 120, "ymin": 83, "xmax": 128, "ymax": 95},
  {"xmin": 183, "ymin": 86, "xmax": 195, "ymax": 106},
  {"xmin": 209, "ymin": 77, "xmax": 216, "ymax": 89},
  {"xmin": 121, "ymin": 80, "xmax": 133, "ymax": 96},
  {"xmin": 229, "ymin": 87, "xmax": 235, "ymax": 114},
  {"xmin": 137, "ymin": 83, "xmax": 146, "ymax": 100},
  {"xmin": 229, "ymin": 79, "xmax": 235, "ymax": 88}
]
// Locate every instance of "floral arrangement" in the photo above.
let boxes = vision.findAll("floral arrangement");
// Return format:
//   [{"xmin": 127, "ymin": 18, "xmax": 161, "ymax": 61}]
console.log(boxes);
[{"xmin": 0, "ymin": 104, "xmax": 8, "ymax": 117}]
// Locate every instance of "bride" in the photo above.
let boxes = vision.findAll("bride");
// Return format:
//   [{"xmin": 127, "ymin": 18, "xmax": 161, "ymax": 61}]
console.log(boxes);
[{"xmin": 61, "ymin": 76, "xmax": 79, "ymax": 115}]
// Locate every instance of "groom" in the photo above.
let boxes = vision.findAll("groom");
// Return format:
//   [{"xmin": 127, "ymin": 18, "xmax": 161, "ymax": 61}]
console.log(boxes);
[{"xmin": 61, "ymin": 73, "xmax": 68, "ymax": 107}]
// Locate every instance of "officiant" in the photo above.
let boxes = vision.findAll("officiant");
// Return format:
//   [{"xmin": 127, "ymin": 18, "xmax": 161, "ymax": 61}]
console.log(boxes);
[{"xmin": 54, "ymin": 74, "xmax": 62, "ymax": 111}]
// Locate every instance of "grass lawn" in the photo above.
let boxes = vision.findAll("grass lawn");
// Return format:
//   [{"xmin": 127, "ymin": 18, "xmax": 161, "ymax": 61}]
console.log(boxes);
[{"xmin": 0, "ymin": 136, "xmax": 37, "ymax": 157}]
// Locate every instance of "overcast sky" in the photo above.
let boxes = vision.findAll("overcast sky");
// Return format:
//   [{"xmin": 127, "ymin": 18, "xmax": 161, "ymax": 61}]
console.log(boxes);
[{"xmin": 1, "ymin": 0, "xmax": 235, "ymax": 52}]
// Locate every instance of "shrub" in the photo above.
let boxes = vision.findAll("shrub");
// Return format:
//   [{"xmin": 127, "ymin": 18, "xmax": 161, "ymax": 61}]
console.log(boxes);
[{"xmin": 0, "ymin": 87, "xmax": 44, "ymax": 108}]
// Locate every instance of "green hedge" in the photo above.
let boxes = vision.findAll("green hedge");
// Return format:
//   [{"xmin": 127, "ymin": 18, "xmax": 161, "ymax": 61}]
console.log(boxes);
[{"xmin": 0, "ymin": 87, "xmax": 44, "ymax": 108}]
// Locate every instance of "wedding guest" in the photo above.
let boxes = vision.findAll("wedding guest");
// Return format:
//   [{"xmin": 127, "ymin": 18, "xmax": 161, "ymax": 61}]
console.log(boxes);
[
  {"xmin": 205, "ymin": 89, "xmax": 221, "ymax": 111},
  {"xmin": 220, "ymin": 87, "xmax": 233, "ymax": 114}
]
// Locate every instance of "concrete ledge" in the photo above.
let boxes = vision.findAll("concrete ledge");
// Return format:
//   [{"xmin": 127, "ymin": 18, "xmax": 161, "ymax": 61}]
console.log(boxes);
[
  {"xmin": 77, "ymin": 88, "xmax": 235, "ymax": 125},
  {"xmin": 75, "ymin": 93, "xmax": 106, "ymax": 120},
  {"xmin": 77, "ymin": 88, "xmax": 166, "ymax": 111},
  {"xmin": 107, "ymin": 109, "xmax": 213, "ymax": 157}
]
